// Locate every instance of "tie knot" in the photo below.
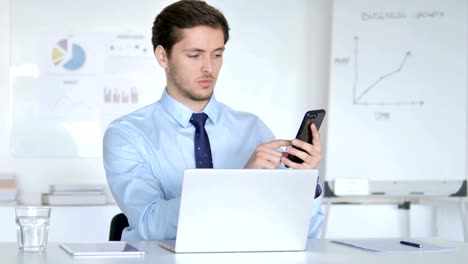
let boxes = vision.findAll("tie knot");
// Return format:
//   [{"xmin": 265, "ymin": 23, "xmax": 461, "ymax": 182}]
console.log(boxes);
[{"xmin": 190, "ymin": 113, "xmax": 208, "ymax": 128}]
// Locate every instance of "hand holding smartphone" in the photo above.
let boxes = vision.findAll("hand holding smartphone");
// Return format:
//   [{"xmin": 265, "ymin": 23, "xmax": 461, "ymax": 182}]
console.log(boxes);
[{"xmin": 287, "ymin": 109, "xmax": 326, "ymax": 164}]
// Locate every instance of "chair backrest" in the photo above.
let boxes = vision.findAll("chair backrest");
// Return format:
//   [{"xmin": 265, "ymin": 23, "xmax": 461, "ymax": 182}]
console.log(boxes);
[{"xmin": 109, "ymin": 213, "xmax": 129, "ymax": 241}]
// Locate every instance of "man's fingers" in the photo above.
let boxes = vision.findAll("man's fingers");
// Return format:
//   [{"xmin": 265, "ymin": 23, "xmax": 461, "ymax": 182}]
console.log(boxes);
[
  {"xmin": 279, "ymin": 124, "xmax": 323, "ymax": 169},
  {"xmin": 257, "ymin": 149, "xmax": 283, "ymax": 163},
  {"xmin": 286, "ymin": 146, "xmax": 308, "ymax": 163},
  {"xmin": 262, "ymin": 139, "xmax": 292, "ymax": 149},
  {"xmin": 310, "ymin": 124, "xmax": 322, "ymax": 152},
  {"xmin": 256, "ymin": 144, "xmax": 284, "ymax": 159},
  {"xmin": 291, "ymin": 139, "xmax": 320, "ymax": 157},
  {"xmin": 281, "ymin": 156, "xmax": 308, "ymax": 169},
  {"xmin": 285, "ymin": 140, "xmax": 322, "ymax": 169},
  {"xmin": 281, "ymin": 156, "xmax": 299, "ymax": 169}
]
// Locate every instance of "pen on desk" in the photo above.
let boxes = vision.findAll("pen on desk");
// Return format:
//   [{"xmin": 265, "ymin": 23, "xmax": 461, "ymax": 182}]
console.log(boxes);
[{"xmin": 400, "ymin": 240, "xmax": 423, "ymax": 248}]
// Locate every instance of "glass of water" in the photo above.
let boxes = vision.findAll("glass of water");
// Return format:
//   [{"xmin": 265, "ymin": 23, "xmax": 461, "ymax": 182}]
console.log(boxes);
[{"xmin": 15, "ymin": 206, "xmax": 51, "ymax": 252}]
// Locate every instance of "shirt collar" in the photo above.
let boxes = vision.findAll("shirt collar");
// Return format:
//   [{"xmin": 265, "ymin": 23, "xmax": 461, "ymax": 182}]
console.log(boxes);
[{"xmin": 159, "ymin": 88, "xmax": 220, "ymax": 128}]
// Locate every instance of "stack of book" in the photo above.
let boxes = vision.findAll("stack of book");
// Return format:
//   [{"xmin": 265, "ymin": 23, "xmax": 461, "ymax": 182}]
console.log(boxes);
[
  {"xmin": 42, "ymin": 184, "xmax": 108, "ymax": 205},
  {"xmin": 0, "ymin": 174, "xmax": 17, "ymax": 205}
]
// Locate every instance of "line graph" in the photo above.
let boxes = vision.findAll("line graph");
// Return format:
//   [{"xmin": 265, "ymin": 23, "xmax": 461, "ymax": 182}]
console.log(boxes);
[{"xmin": 352, "ymin": 36, "xmax": 424, "ymax": 106}]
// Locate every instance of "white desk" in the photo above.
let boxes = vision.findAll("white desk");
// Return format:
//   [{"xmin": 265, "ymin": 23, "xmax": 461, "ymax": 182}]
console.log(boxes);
[{"xmin": 2, "ymin": 238, "xmax": 467, "ymax": 264}]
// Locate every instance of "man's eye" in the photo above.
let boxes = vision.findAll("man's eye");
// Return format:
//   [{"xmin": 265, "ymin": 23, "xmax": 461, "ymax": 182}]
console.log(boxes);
[
  {"xmin": 188, "ymin": 54, "xmax": 200, "ymax": 58},
  {"xmin": 214, "ymin": 53, "xmax": 223, "ymax": 58}
]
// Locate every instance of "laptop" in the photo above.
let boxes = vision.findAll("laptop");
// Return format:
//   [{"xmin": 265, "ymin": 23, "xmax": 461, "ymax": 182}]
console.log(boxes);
[{"xmin": 159, "ymin": 169, "xmax": 319, "ymax": 253}]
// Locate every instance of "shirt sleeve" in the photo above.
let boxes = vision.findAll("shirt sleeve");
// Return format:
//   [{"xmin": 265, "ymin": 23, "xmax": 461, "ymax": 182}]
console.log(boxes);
[
  {"xmin": 103, "ymin": 123, "xmax": 180, "ymax": 240},
  {"xmin": 307, "ymin": 184, "xmax": 324, "ymax": 239}
]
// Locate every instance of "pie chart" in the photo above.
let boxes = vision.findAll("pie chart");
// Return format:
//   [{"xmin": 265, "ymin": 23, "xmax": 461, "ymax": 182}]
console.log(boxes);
[{"xmin": 51, "ymin": 39, "xmax": 86, "ymax": 71}]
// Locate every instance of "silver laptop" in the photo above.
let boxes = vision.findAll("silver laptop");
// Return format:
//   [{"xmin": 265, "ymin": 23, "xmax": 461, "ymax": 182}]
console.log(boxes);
[{"xmin": 159, "ymin": 169, "xmax": 319, "ymax": 253}]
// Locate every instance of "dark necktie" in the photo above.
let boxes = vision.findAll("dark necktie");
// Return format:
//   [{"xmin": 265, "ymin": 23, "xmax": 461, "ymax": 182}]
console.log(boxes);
[{"xmin": 190, "ymin": 113, "xmax": 213, "ymax": 168}]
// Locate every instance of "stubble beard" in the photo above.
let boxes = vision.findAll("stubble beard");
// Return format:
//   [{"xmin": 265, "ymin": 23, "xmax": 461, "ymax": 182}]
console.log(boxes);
[
  {"xmin": 174, "ymin": 79, "xmax": 213, "ymax": 102},
  {"xmin": 169, "ymin": 67, "xmax": 214, "ymax": 102}
]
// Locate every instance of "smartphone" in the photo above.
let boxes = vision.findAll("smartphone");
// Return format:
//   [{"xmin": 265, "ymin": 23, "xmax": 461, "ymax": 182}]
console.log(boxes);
[{"xmin": 287, "ymin": 109, "xmax": 326, "ymax": 164}]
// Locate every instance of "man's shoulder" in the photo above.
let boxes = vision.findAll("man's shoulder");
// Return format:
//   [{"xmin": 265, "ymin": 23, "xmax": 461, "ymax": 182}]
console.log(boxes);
[
  {"xmin": 218, "ymin": 102, "xmax": 274, "ymax": 140},
  {"xmin": 108, "ymin": 102, "xmax": 160, "ymax": 130},
  {"xmin": 218, "ymin": 102, "xmax": 261, "ymax": 122}
]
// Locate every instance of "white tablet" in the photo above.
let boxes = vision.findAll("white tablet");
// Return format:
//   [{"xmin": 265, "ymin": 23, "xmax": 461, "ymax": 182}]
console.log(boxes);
[{"xmin": 60, "ymin": 242, "xmax": 145, "ymax": 256}]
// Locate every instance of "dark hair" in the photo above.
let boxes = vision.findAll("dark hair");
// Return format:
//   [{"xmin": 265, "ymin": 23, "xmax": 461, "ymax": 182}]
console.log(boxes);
[{"xmin": 152, "ymin": 0, "xmax": 230, "ymax": 56}]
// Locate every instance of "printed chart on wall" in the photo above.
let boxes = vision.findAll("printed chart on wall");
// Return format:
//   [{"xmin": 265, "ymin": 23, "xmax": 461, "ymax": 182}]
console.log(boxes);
[
  {"xmin": 38, "ymin": 33, "xmax": 159, "ymax": 120},
  {"xmin": 325, "ymin": 0, "xmax": 467, "ymax": 195},
  {"xmin": 10, "ymin": 32, "xmax": 162, "ymax": 157}
]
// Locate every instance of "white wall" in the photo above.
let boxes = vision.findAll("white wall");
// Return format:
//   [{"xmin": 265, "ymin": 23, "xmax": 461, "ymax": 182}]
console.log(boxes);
[
  {"xmin": 0, "ymin": 0, "xmax": 13, "ymax": 171},
  {"xmin": 0, "ymin": 0, "xmax": 467, "ymax": 242}
]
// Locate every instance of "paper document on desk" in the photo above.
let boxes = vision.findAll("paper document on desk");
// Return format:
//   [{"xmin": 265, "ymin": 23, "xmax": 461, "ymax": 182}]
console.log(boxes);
[{"xmin": 331, "ymin": 238, "xmax": 456, "ymax": 254}]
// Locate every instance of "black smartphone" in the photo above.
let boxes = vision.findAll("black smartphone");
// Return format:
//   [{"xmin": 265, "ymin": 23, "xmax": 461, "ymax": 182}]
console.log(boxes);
[{"xmin": 287, "ymin": 109, "xmax": 326, "ymax": 164}]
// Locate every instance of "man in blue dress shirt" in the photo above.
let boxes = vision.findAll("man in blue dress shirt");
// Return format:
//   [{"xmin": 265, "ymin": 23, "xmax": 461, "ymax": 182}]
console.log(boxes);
[{"xmin": 103, "ymin": 0, "xmax": 324, "ymax": 241}]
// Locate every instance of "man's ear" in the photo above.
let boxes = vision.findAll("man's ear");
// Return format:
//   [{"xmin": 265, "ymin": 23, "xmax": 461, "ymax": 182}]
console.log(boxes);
[{"xmin": 155, "ymin": 45, "xmax": 169, "ymax": 69}]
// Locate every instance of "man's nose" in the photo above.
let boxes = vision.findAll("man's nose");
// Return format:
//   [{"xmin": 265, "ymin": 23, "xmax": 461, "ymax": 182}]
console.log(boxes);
[{"xmin": 201, "ymin": 56, "xmax": 213, "ymax": 74}]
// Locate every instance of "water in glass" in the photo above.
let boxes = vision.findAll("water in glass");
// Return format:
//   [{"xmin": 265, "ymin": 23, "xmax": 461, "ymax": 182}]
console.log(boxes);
[{"xmin": 16, "ymin": 215, "xmax": 50, "ymax": 251}]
